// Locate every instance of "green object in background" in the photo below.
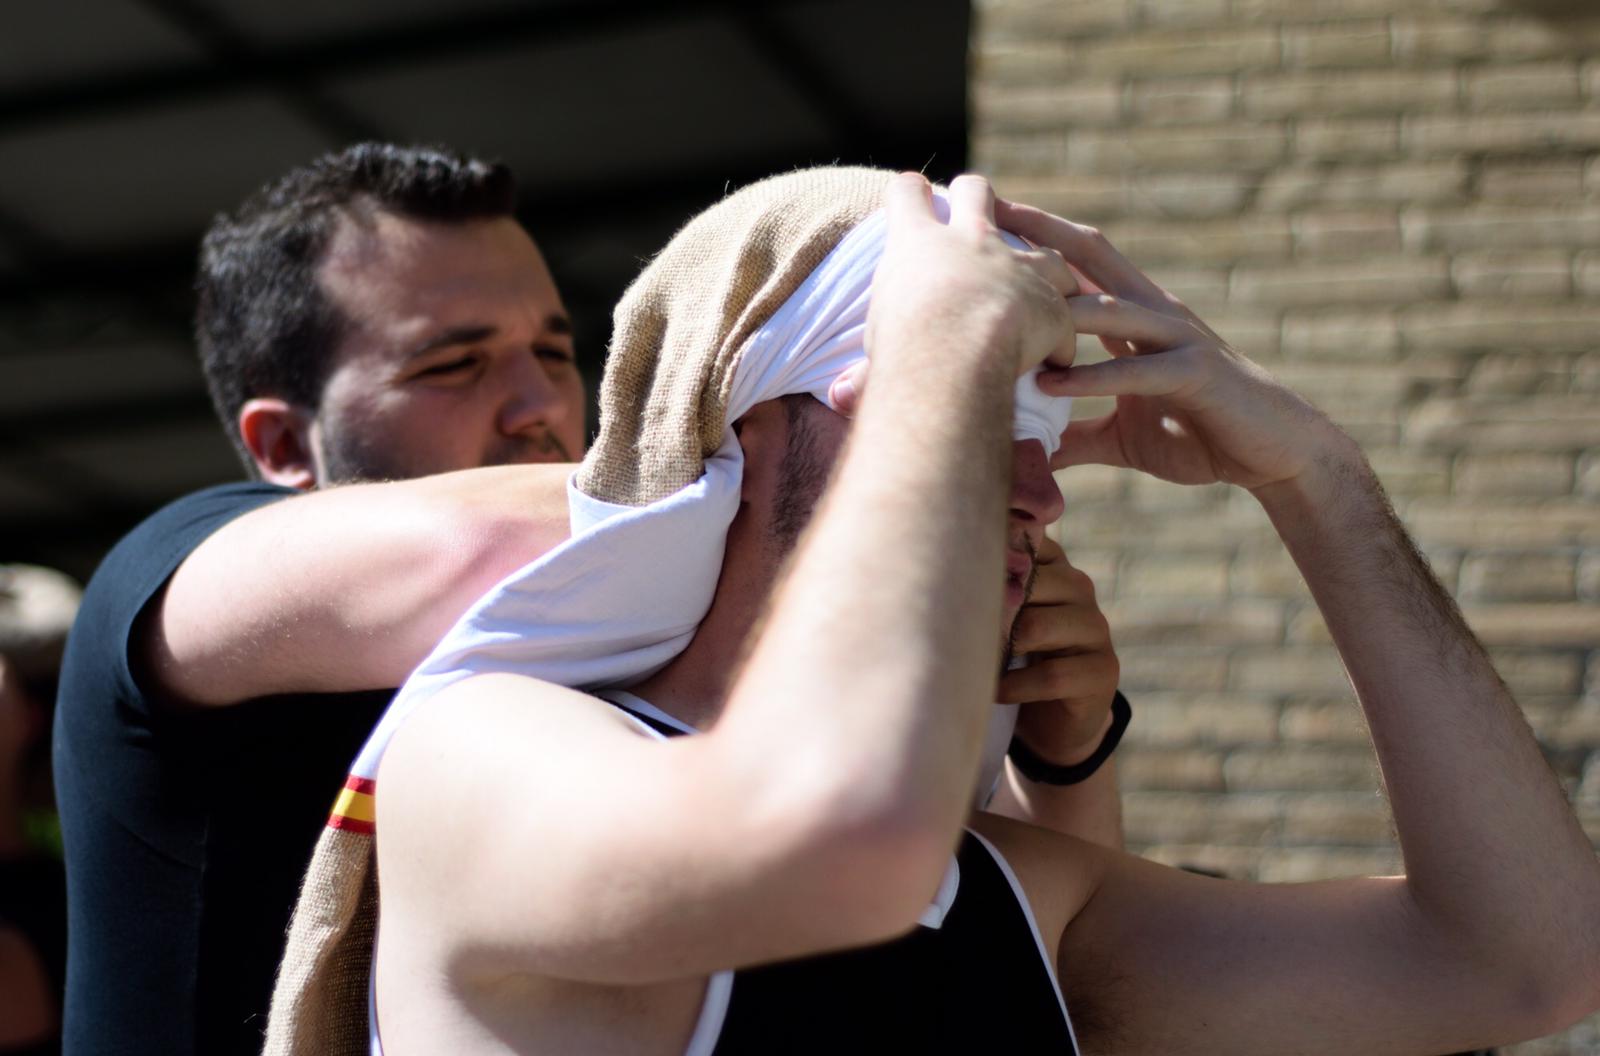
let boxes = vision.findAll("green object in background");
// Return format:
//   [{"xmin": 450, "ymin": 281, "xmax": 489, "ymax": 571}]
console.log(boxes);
[{"xmin": 22, "ymin": 808, "xmax": 62, "ymax": 860}]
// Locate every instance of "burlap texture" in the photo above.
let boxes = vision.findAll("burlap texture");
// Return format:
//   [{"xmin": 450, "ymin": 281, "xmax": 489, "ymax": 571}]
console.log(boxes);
[
  {"xmin": 263, "ymin": 165, "xmax": 899, "ymax": 1051},
  {"xmin": 262, "ymin": 827, "xmax": 377, "ymax": 1056},
  {"xmin": 576, "ymin": 165, "xmax": 895, "ymax": 506}
]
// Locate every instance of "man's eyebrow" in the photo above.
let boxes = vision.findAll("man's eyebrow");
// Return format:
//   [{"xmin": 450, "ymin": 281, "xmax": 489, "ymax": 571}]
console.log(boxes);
[
  {"xmin": 408, "ymin": 314, "xmax": 572, "ymax": 359},
  {"xmin": 409, "ymin": 324, "xmax": 498, "ymax": 360}
]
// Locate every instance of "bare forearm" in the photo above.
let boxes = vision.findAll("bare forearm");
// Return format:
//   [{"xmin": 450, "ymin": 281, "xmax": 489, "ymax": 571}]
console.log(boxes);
[
  {"xmin": 713, "ymin": 172, "xmax": 1076, "ymax": 926},
  {"xmin": 989, "ymin": 701, "xmax": 1125, "ymax": 847},
  {"xmin": 991, "ymin": 758, "xmax": 1123, "ymax": 849},
  {"xmin": 724, "ymin": 318, "xmax": 1017, "ymax": 857},
  {"xmin": 147, "ymin": 463, "xmax": 572, "ymax": 705},
  {"xmin": 1257, "ymin": 443, "xmax": 1600, "ymax": 977}
]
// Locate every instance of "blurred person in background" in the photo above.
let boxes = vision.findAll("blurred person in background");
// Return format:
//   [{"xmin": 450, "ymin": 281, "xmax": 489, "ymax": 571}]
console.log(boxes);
[
  {"xmin": 0, "ymin": 563, "xmax": 81, "ymax": 1056},
  {"xmin": 51, "ymin": 142, "xmax": 589, "ymax": 1056},
  {"xmin": 51, "ymin": 143, "xmax": 1125, "ymax": 1056}
]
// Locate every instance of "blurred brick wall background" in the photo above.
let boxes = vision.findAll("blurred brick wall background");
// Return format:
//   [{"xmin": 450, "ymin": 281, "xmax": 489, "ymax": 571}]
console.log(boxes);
[{"xmin": 971, "ymin": 0, "xmax": 1600, "ymax": 1050}]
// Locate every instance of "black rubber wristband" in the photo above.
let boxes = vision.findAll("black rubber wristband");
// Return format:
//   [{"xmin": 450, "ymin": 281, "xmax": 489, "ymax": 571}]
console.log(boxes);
[{"xmin": 1006, "ymin": 690, "xmax": 1131, "ymax": 786}]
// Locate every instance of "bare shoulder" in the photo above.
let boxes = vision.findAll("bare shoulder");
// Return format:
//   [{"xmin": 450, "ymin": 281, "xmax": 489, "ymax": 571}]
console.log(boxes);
[
  {"xmin": 373, "ymin": 674, "xmax": 713, "ymax": 1055},
  {"xmin": 383, "ymin": 672, "xmax": 645, "ymax": 770},
  {"xmin": 969, "ymin": 809, "xmax": 1109, "ymax": 953},
  {"xmin": 971, "ymin": 820, "xmax": 1552, "ymax": 1055},
  {"xmin": 376, "ymin": 672, "xmax": 656, "ymax": 888}
]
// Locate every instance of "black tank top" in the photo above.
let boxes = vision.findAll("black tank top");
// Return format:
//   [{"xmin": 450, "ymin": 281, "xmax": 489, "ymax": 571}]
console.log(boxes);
[{"xmin": 605, "ymin": 694, "xmax": 1080, "ymax": 1055}]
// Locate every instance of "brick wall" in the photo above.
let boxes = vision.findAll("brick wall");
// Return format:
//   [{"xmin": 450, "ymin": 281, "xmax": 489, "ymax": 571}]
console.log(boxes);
[{"xmin": 971, "ymin": 1, "xmax": 1600, "ymax": 1051}]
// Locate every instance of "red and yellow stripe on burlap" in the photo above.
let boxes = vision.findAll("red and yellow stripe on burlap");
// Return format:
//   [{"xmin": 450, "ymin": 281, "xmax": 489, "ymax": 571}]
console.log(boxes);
[{"xmin": 328, "ymin": 775, "xmax": 376, "ymax": 834}]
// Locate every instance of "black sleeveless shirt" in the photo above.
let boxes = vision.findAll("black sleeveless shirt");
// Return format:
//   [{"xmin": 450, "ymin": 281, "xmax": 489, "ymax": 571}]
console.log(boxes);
[{"xmin": 605, "ymin": 693, "xmax": 1081, "ymax": 1055}]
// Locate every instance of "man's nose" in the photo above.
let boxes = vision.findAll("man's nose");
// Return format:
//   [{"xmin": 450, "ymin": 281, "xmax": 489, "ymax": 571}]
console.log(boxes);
[
  {"xmin": 1010, "ymin": 439, "xmax": 1065, "ymax": 529},
  {"xmin": 497, "ymin": 353, "xmax": 567, "ymax": 436}
]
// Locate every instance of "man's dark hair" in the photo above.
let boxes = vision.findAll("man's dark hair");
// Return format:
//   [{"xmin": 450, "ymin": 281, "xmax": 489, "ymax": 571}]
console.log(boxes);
[{"xmin": 195, "ymin": 142, "xmax": 517, "ymax": 470}]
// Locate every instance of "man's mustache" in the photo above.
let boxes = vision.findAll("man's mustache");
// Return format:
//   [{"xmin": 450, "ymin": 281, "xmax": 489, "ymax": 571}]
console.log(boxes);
[
  {"xmin": 1000, "ymin": 535, "xmax": 1039, "ymax": 673},
  {"xmin": 488, "ymin": 431, "xmax": 572, "ymax": 465}
]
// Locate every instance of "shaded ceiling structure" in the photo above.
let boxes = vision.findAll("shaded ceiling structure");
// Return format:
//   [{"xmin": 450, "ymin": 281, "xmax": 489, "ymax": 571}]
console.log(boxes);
[{"xmin": 0, "ymin": 0, "xmax": 971, "ymax": 580}]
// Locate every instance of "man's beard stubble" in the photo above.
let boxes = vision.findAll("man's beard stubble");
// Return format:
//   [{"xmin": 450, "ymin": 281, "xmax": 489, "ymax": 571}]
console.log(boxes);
[
  {"xmin": 317, "ymin": 420, "xmax": 571, "ymax": 484},
  {"xmin": 1000, "ymin": 537, "xmax": 1038, "ymax": 675},
  {"xmin": 317, "ymin": 419, "xmax": 404, "ymax": 484},
  {"xmin": 769, "ymin": 396, "xmax": 831, "ymax": 555},
  {"xmin": 485, "ymin": 430, "xmax": 572, "ymax": 465},
  {"xmin": 769, "ymin": 395, "xmax": 1039, "ymax": 681}
]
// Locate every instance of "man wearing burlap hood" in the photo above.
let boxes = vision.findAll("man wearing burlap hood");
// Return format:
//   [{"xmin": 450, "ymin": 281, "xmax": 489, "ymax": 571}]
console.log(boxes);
[{"xmin": 268, "ymin": 166, "xmax": 1600, "ymax": 1056}]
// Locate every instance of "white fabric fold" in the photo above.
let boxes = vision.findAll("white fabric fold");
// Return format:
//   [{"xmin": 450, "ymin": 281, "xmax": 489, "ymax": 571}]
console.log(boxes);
[{"xmin": 348, "ymin": 197, "xmax": 1072, "ymax": 782}]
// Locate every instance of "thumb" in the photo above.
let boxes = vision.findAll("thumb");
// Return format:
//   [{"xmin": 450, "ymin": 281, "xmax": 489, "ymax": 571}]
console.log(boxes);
[
  {"xmin": 828, "ymin": 360, "xmax": 870, "ymax": 417},
  {"xmin": 883, "ymin": 172, "xmax": 934, "ymax": 232},
  {"xmin": 1050, "ymin": 414, "xmax": 1130, "ymax": 471}
]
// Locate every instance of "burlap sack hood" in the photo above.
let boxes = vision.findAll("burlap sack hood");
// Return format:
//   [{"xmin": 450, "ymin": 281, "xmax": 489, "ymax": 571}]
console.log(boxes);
[
  {"xmin": 577, "ymin": 164, "xmax": 894, "ymax": 506},
  {"xmin": 263, "ymin": 164, "xmax": 899, "ymax": 1055}
]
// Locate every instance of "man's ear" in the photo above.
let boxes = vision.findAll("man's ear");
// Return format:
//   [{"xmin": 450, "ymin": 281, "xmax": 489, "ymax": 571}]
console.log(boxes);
[{"xmin": 238, "ymin": 398, "xmax": 317, "ymax": 490}]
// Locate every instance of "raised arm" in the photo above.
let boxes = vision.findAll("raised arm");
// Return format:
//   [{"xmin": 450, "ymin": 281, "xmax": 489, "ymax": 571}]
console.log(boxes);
[
  {"xmin": 987, "ymin": 536, "xmax": 1124, "ymax": 849},
  {"xmin": 997, "ymin": 202, "xmax": 1600, "ymax": 1054},
  {"xmin": 142, "ymin": 462, "xmax": 572, "ymax": 706},
  {"xmin": 830, "ymin": 343, "xmax": 1126, "ymax": 849},
  {"xmin": 377, "ymin": 173, "xmax": 1081, "ymax": 987}
]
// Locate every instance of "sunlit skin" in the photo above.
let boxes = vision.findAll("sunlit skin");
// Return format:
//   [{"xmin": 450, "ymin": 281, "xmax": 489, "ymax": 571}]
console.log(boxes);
[
  {"xmin": 825, "ymin": 370, "xmax": 1061, "ymax": 653},
  {"xmin": 1001, "ymin": 438, "xmax": 1061, "ymax": 620},
  {"xmin": 625, "ymin": 398, "xmax": 1065, "ymax": 734},
  {"xmin": 310, "ymin": 210, "xmax": 586, "ymax": 482},
  {"xmin": 763, "ymin": 409, "xmax": 1062, "ymax": 645}
]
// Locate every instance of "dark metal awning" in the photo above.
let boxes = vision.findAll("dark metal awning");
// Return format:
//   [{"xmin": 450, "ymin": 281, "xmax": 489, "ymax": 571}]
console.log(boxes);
[{"xmin": 0, "ymin": 0, "xmax": 970, "ymax": 579}]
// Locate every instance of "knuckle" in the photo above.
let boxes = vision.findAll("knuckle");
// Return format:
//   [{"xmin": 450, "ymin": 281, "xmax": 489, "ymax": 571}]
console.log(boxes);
[
  {"xmin": 1012, "ymin": 610, "xmax": 1045, "ymax": 648},
  {"xmin": 1173, "ymin": 345, "xmax": 1210, "ymax": 375},
  {"xmin": 1034, "ymin": 657, "xmax": 1073, "ymax": 696}
]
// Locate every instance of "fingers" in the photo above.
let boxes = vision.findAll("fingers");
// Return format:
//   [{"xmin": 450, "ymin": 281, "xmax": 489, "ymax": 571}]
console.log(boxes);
[
  {"xmin": 1021, "ymin": 539, "xmax": 1096, "ymax": 609},
  {"xmin": 1100, "ymin": 335, "xmax": 1136, "ymax": 360},
  {"xmin": 883, "ymin": 171, "xmax": 936, "ymax": 232},
  {"xmin": 1068, "ymin": 261, "xmax": 1102, "ymax": 296},
  {"xmin": 828, "ymin": 360, "xmax": 869, "ymax": 417},
  {"xmin": 996, "ymin": 199, "xmax": 1221, "ymax": 341},
  {"xmin": 946, "ymin": 173, "xmax": 997, "ymax": 236},
  {"xmin": 994, "ymin": 200, "xmax": 1164, "ymax": 306},
  {"xmin": 1037, "ymin": 353, "xmax": 1198, "ymax": 400},
  {"xmin": 1047, "ymin": 414, "xmax": 1131, "ymax": 471},
  {"xmin": 997, "ymin": 651, "xmax": 1120, "ymax": 708},
  {"xmin": 1010, "ymin": 539, "xmax": 1111, "ymax": 659},
  {"xmin": 1020, "ymin": 246, "xmax": 1080, "ymax": 299},
  {"xmin": 1009, "ymin": 602, "xmax": 1110, "ymax": 656},
  {"xmin": 1070, "ymin": 294, "xmax": 1203, "ymax": 351}
]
